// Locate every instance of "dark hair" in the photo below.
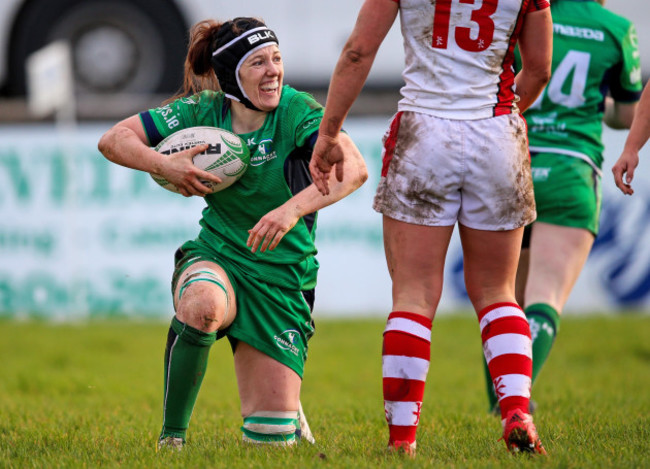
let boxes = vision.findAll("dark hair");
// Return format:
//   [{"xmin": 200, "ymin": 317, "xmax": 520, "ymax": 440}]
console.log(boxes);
[{"xmin": 167, "ymin": 17, "xmax": 267, "ymax": 102}]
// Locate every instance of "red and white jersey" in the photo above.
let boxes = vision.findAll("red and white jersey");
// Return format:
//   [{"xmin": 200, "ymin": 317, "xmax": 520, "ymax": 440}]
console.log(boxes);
[{"xmin": 393, "ymin": 0, "xmax": 549, "ymax": 119}]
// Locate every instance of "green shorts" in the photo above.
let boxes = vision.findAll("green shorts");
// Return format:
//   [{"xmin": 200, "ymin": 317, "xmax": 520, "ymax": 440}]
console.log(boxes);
[
  {"xmin": 171, "ymin": 239, "xmax": 315, "ymax": 378},
  {"xmin": 530, "ymin": 153, "xmax": 602, "ymax": 236}
]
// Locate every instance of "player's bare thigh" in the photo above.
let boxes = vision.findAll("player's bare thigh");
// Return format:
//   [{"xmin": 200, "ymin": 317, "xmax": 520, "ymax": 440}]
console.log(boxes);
[
  {"xmin": 459, "ymin": 224, "xmax": 523, "ymax": 312},
  {"xmin": 383, "ymin": 215, "xmax": 455, "ymax": 320},
  {"xmin": 173, "ymin": 260, "xmax": 237, "ymax": 333},
  {"xmin": 524, "ymin": 222, "xmax": 595, "ymax": 312},
  {"xmin": 234, "ymin": 342, "xmax": 301, "ymax": 417}
]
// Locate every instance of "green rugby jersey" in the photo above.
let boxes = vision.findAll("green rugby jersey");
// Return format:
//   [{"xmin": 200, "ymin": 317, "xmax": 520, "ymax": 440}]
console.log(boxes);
[
  {"xmin": 516, "ymin": 0, "xmax": 642, "ymax": 171},
  {"xmin": 140, "ymin": 86, "xmax": 324, "ymax": 290}
]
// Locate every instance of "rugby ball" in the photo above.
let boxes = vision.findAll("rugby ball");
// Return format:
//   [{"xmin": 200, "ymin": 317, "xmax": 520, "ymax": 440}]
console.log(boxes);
[{"xmin": 151, "ymin": 126, "xmax": 250, "ymax": 193}]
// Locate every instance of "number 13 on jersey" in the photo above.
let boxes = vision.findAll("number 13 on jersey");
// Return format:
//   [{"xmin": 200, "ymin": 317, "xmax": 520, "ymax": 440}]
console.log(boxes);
[{"xmin": 432, "ymin": 0, "xmax": 498, "ymax": 52}]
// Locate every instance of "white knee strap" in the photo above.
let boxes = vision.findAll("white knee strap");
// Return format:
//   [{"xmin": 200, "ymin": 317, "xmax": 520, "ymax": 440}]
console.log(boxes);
[{"xmin": 242, "ymin": 411, "xmax": 298, "ymax": 446}]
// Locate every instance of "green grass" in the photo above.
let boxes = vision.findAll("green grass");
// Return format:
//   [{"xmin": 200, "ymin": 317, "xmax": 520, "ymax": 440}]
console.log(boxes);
[{"xmin": 1, "ymin": 314, "xmax": 649, "ymax": 468}]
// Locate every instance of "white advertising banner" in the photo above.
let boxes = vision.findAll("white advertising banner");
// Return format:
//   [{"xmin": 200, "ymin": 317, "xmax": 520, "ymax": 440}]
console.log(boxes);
[{"xmin": 1, "ymin": 119, "xmax": 649, "ymax": 319}]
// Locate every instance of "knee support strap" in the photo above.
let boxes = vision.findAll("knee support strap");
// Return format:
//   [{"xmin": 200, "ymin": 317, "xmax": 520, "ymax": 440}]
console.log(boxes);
[
  {"xmin": 178, "ymin": 269, "xmax": 231, "ymax": 321},
  {"xmin": 241, "ymin": 411, "xmax": 298, "ymax": 446}
]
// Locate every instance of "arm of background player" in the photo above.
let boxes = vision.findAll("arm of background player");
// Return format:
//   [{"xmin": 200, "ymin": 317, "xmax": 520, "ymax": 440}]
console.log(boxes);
[
  {"xmin": 97, "ymin": 114, "xmax": 220, "ymax": 197},
  {"xmin": 612, "ymin": 82, "xmax": 650, "ymax": 195},
  {"xmin": 604, "ymin": 97, "xmax": 637, "ymax": 130},
  {"xmin": 249, "ymin": 132, "xmax": 368, "ymax": 252},
  {"xmin": 514, "ymin": 8, "xmax": 553, "ymax": 113},
  {"xmin": 309, "ymin": 0, "xmax": 398, "ymax": 195}
]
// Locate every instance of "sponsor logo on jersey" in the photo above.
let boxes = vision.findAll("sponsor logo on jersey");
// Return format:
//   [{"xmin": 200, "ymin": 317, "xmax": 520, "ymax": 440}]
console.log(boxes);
[
  {"xmin": 158, "ymin": 104, "xmax": 181, "ymax": 130},
  {"xmin": 554, "ymin": 23, "xmax": 604, "ymax": 42},
  {"xmin": 531, "ymin": 167, "xmax": 551, "ymax": 182},
  {"xmin": 302, "ymin": 118, "xmax": 319, "ymax": 130},
  {"xmin": 274, "ymin": 329, "xmax": 300, "ymax": 356},
  {"xmin": 250, "ymin": 139, "xmax": 278, "ymax": 166},
  {"xmin": 629, "ymin": 29, "xmax": 639, "ymax": 55},
  {"xmin": 530, "ymin": 112, "xmax": 557, "ymax": 126},
  {"xmin": 529, "ymin": 112, "xmax": 568, "ymax": 137}
]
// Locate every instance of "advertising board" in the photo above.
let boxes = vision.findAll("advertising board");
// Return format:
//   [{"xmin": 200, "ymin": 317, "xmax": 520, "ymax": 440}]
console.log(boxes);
[{"xmin": 1, "ymin": 120, "xmax": 649, "ymax": 319}]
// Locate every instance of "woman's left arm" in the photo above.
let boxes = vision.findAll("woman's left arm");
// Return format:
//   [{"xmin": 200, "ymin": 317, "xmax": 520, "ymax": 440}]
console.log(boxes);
[
  {"xmin": 247, "ymin": 132, "xmax": 368, "ymax": 252},
  {"xmin": 604, "ymin": 97, "xmax": 637, "ymax": 130}
]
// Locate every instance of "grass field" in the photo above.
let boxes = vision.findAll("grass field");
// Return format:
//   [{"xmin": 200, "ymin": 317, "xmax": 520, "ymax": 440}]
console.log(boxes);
[{"xmin": 0, "ymin": 314, "xmax": 649, "ymax": 468}]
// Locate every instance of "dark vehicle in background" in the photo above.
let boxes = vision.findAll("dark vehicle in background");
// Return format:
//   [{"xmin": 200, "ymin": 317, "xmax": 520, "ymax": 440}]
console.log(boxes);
[{"xmin": 0, "ymin": 0, "xmax": 645, "ymax": 119}]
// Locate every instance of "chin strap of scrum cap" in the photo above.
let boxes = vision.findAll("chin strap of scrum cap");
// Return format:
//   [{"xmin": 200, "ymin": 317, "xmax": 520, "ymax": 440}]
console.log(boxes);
[{"xmin": 211, "ymin": 26, "xmax": 279, "ymax": 112}]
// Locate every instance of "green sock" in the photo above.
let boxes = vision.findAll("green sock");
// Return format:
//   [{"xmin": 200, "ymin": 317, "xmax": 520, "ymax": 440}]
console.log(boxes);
[
  {"xmin": 525, "ymin": 303, "xmax": 560, "ymax": 384},
  {"xmin": 483, "ymin": 357, "xmax": 499, "ymax": 412},
  {"xmin": 160, "ymin": 317, "xmax": 217, "ymax": 440}
]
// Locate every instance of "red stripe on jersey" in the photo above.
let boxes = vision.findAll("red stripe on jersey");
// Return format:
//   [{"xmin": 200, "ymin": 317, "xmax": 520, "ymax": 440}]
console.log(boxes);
[
  {"xmin": 494, "ymin": 6, "xmax": 524, "ymax": 116},
  {"xmin": 481, "ymin": 317, "xmax": 531, "ymax": 342},
  {"xmin": 477, "ymin": 302, "xmax": 521, "ymax": 322},
  {"xmin": 488, "ymin": 354, "xmax": 532, "ymax": 378},
  {"xmin": 495, "ymin": 0, "xmax": 551, "ymax": 116},
  {"xmin": 528, "ymin": 0, "xmax": 550, "ymax": 12},
  {"xmin": 494, "ymin": 0, "xmax": 550, "ymax": 115},
  {"xmin": 381, "ymin": 112, "xmax": 403, "ymax": 177},
  {"xmin": 383, "ymin": 377, "xmax": 427, "ymax": 402},
  {"xmin": 388, "ymin": 311, "xmax": 433, "ymax": 329}
]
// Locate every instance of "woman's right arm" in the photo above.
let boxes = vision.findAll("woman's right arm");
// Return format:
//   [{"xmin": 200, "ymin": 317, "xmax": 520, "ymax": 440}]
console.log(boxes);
[
  {"xmin": 612, "ymin": 82, "xmax": 650, "ymax": 195},
  {"xmin": 97, "ymin": 115, "xmax": 220, "ymax": 197},
  {"xmin": 309, "ymin": 0, "xmax": 398, "ymax": 195},
  {"xmin": 515, "ymin": 8, "xmax": 553, "ymax": 113}
]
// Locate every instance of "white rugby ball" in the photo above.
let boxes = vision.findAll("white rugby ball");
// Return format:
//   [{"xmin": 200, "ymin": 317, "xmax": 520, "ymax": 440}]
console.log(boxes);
[{"xmin": 151, "ymin": 126, "xmax": 250, "ymax": 194}]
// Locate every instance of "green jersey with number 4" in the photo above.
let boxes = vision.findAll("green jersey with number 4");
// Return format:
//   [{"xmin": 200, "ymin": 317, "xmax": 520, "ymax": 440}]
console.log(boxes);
[{"xmin": 516, "ymin": 0, "xmax": 642, "ymax": 171}]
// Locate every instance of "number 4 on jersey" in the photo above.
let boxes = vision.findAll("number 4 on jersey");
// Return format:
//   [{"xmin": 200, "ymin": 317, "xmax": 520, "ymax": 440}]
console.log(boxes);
[{"xmin": 530, "ymin": 50, "xmax": 591, "ymax": 110}]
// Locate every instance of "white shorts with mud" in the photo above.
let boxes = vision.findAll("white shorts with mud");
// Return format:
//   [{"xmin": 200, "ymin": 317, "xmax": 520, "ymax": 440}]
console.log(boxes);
[{"xmin": 373, "ymin": 111, "xmax": 536, "ymax": 231}]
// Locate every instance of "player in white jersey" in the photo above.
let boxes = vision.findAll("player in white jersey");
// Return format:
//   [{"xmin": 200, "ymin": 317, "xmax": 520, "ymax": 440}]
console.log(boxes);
[
  {"xmin": 398, "ymin": 0, "xmax": 545, "ymax": 119},
  {"xmin": 310, "ymin": 0, "xmax": 552, "ymax": 456}
]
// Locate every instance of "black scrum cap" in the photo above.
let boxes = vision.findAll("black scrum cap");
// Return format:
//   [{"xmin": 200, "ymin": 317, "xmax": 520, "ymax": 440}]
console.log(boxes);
[{"xmin": 211, "ymin": 20, "xmax": 279, "ymax": 111}]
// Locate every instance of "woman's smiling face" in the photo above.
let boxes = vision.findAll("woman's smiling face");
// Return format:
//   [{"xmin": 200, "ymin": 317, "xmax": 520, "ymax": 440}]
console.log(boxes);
[{"xmin": 238, "ymin": 45, "xmax": 283, "ymax": 112}]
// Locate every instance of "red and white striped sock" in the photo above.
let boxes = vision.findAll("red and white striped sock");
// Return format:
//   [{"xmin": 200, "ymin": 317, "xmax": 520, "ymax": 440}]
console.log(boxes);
[
  {"xmin": 382, "ymin": 311, "xmax": 432, "ymax": 446},
  {"xmin": 479, "ymin": 302, "xmax": 532, "ymax": 421}
]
